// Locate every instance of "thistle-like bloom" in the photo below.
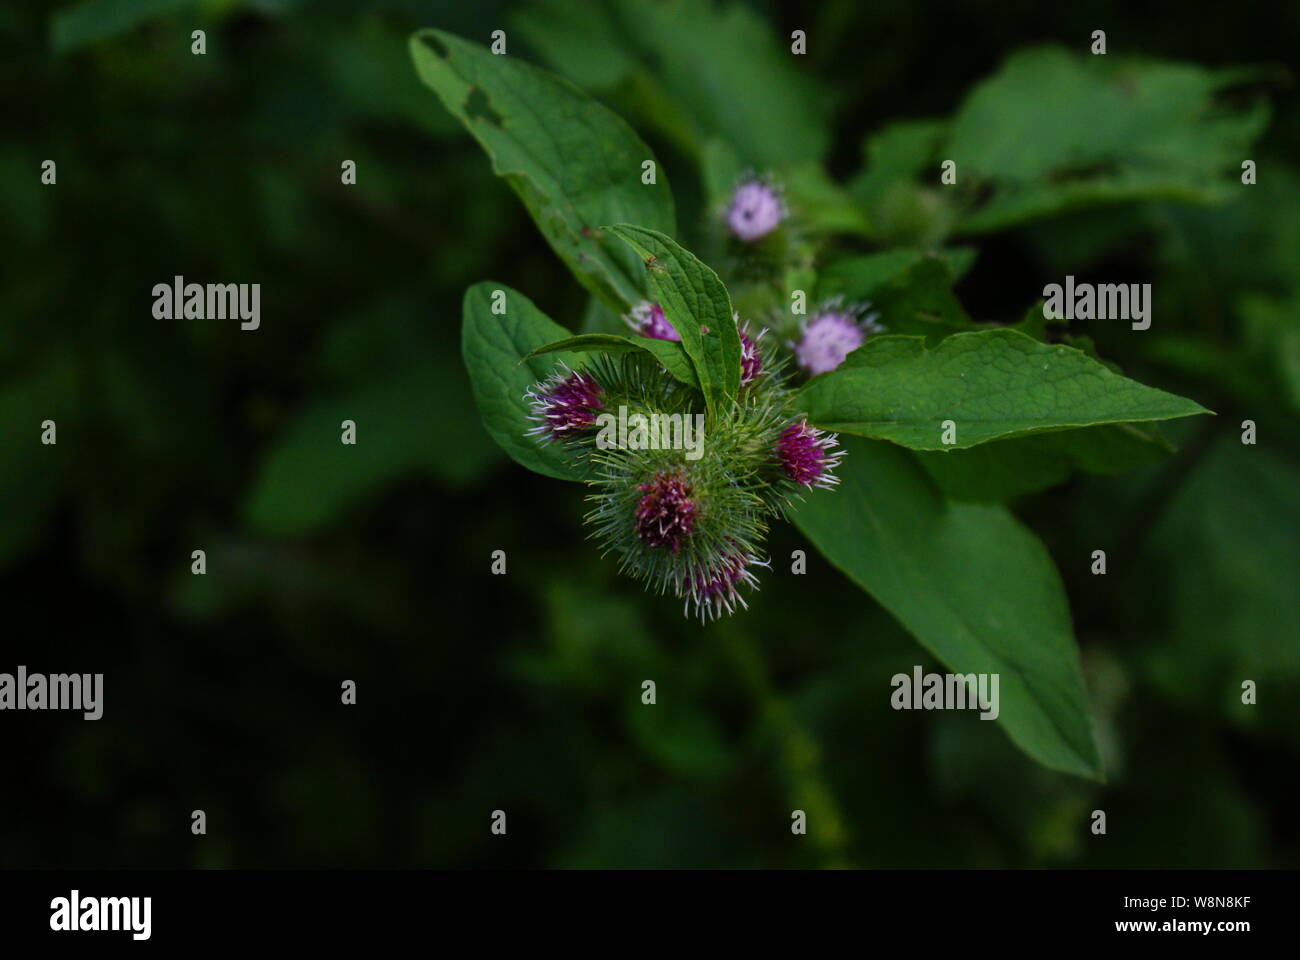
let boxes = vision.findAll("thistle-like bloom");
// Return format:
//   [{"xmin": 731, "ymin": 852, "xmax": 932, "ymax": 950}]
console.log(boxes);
[
  {"xmin": 624, "ymin": 300, "xmax": 679, "ymax": 341},
  {"xmin": 684, "ymin": 551, "xmax": 765, "ymax": 621},
  {"xmin": 526, "ymin": 340, "xmax": 844, "ymax": 622},
  {"xmin": 776, "ymin": 420, "xmax": 843, "ymax": 488},
  {"xmin": 634, "ymin": 471, "xmax": 696, "ymax": 553},
  {"xmin": 726, "ymin": 179, "xmax": 784, "ymax": 242},
  {"xmin": 739, "ymin": 321, "xmax": 765, "ymax": 386},
  {"xmin": 794, "ymin": 301, "xmax": 883, "ymax": 376},
  {"xmin": 525, "ymin": 366, "xmax": 603, "ymax": 441}
]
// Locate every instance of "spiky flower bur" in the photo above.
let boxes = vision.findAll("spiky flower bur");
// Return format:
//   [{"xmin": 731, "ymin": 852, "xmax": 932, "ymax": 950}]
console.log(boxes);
[
  {"xmin": 776, "ymin": 420, "xmax": 843, "ymax": 489},
  {"xmin": 585, "ymin": 406, "xmax": 773, "ymax": 621},
  {"xmin": 726, "ymin": 178, "xmax": 786, "ymax": 242},
  {"xmin": 634, "ymin": 471, "xmax": 696, "ymax": 553},
  {"xmin": 738, "ymin": 319, "xmax": 766, "ymax": 387},
  {"xmin": 526, "ymin": 348, "xmax": 845, "ymax": 621},
  {"xmin": 793, "ymin": 298, "xmax": 885, "ymax": 376},
  {"xmin": 524, "ymin": 365, "xmax": 603, "ymax": 441},
  {"xmin": 685, "ymin": 550, "xmax": 769, "ymax": 621},
  {"xmin": 580, "ymin": 354, "xmax": 797, "ymax": 620},
  {"xmin": 580, "ymin": 351, "xmax": 698, "ymax": 417},
  {"xmin": 624, "ymin": 300, "xmax": 679, "ymax": 341}
]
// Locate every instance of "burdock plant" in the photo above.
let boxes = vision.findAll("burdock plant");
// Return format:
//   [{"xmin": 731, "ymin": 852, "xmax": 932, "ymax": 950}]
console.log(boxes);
[
  {"xmin": 523, "ymin": 275, "xmax": 841, "ymax": 620},
  {"xmin": 419, "ymin": 26, "xmax": 1226, "ymax": 776}
]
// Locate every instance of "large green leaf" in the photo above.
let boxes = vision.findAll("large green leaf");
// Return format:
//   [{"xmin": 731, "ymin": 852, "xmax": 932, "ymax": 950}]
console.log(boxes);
[
  {"xmin": 916, "ymin": 423, "xmax": 1173, "ymax": 502},
  {"xmin": 845, "ymin": 120, "xmax": 955, "ymax": 247},
  {"xmin": 526, "ymin": 333, "xmax": 698, "ymax": 388},
  {"xmin": 242, "ymin": 362, "xmax": 497, "ymax": 535},
  {"xmin": 797, "ymin": 328, "xmax": 1208, "ymax": 450},
  {"xmin": 791, "ymin": 437, "xmax": 1102, "ymax": 778},
  {"xmin": 781, "ymin": 161, "xmax": 873, "ymax": 237},
  {"xmin": 948, "ymin": 47, "xmax": 1269, "ymax": 233},
  {"xmin": 605, "ymin": 225, "xmax": 739, "ymax": 422},
  {"xmin": 461, "ymin": 281, "xmax": 589, "ymax": 482},
  {"xmin": 848, "ymin": 120, "xmax": 948, "ymax": 208},
  {"xmin": 1130, "ymin": 438, "xmax": 1300, "ymax": 744},
  {"xmin": 409, "ymin": 29, "xmax": 675, "ymax": 311},
  {"xmin": 515, "ymin": 0, "xmax": 831, "ymax": 168},
  {"xmin": 816, "ymin": 253, "xmax": 976, "ymax": 341}
]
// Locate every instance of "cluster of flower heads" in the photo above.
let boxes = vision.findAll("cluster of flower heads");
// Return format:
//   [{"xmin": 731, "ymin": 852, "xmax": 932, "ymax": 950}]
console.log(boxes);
[
  {"xmin": 626, "ymin": 291, "xmax": 882, "ymax": 381},
  {"xmin": 625, "ymin": 302, "xmax": 767, "ymax": 387},
  {"xmin": 523, "ymin": 176, "xmax": 882, "ymax": 621},
  {"xmin": 527, "ymin": 298, "xmax": 861, "ymax": 622}
]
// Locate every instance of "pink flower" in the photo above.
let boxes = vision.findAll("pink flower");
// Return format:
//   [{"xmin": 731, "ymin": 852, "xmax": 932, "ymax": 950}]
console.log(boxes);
[
  {"xmin": 634, "ymin": 472, "xmax": 696, "ymax": 553},
  {"xmin": 739, "ymin": 320, "xmax": 766, "ymax": 386},
  {"xmin": 726, "ymin": 180, "xmax": 784, "ymax": 242},
  {"xmin": 524, "ymin": 366, "xmax": 603, "ymax": 441},
  {"xmin": 624, "ymin": 301, "xmax": 679, "ymax": 341},
  {"xmin": 794, "ymin": 302, "xmax": 883, "ymax": 375},
  {"xmin": 683, "ymin": 551, "xmax": 765, "ymax": 621},
  {"xmin": 776, "ymin": 420, "xmax": 843, "ymax": 489}
]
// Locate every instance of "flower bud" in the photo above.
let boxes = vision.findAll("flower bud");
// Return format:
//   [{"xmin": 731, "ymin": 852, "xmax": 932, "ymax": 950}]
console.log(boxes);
[
  {"xmin": 776, "ymin": 419, "xmax": 843, "ymax": 488},
  {"xmin": 525, "ymin": 366, "xmax": 603, "ymax": 441},
  {"xmin": 624, "ymin": 300, "xmax": 679, "ymax": 341},
  {"xmin": 726, "ymin": 179, "xmax": 784, "ymax": 242},
  {"xmin": 794, "ymin": 300, "xmax": 883, "ymax": 375}
]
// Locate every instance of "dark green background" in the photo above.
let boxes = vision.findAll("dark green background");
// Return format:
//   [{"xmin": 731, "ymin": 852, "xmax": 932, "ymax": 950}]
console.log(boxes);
[{"xmin": 2, "ymin": 0, "xmax": 1297, "ymax": 868}]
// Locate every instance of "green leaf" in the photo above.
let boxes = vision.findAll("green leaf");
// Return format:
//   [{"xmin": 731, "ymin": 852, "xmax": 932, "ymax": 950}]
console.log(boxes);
[
  {"xmin": 817, "ymin": 253, "xmax": 975, "ymax": 340},
  {"xmin": 621, "ymin": 0, "xmax": 831, "ymax": 167},
  {"xmin": 848, "ymin": 120, "xmax": 948, "ymax": 208},
  {"xmin": 510, "ymin": 0, "xmax": 635, "ymax": 92},
  {"xmin": 605, "ymin": 225, "xmax": 739, "ymax": 422},
  {"xmin": 517, "ymin": 0, "xmax": 831, "ymax": 168},
  {"xmin": 700, "ymin": 138, "xmax": 745, "ymax": 207},
  {"xmin": 948, "ymin": 47, "xmax": 1270, "ymax": 233},
  {"xmin": 409, "ymin": 29, "xmax": 675, "ymax": 311},
  {"xmin": 797, "ymin": 328, "xmax": 1209, "ymax": 450},
  {"xmin": 846, "ymin": 121, "xmax": 954, "ymax": 246},
  {"xmin": 792, "ymin": 437, "xmax": 1102, "ymax": 778},
  {"xmin": 461, "ymin": 281, "xmax": 589, "ymax": 483},
  {"xmin": 916, "ymin": 423, "xmax": 1174, "ymax": 502},
  {"xmin": 782, "ymin": 161, "xmax": 873, "ymax": 237},
  {"xmin": 526, "ymin": 333, "xmax": 698, "ymax": 389},
  {"xmin": 243, "ymin": 362, "xmax": 497, "ymax": 536},
  {"xmin": 1131, "ymin": 438, "xmax": 1300, "ymax": 743}
]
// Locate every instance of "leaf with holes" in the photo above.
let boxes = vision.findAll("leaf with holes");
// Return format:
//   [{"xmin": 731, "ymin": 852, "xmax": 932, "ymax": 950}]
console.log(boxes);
[{"xmin": 410, "ymin": 29, "xmax": 675, "ymax": 311}]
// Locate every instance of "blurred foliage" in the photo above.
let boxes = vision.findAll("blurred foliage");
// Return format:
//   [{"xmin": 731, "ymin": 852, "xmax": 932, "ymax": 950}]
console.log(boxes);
[{"xmin": 1, "ymin": 0, "xmax": 1296, "ymax": 868}]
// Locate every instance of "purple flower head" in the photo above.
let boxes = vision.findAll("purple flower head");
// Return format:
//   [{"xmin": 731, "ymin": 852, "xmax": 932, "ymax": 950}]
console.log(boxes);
[
  {"xmin": 524, "ymin": 366, "xmax": 603, "ymax": 442},
  {"xmin": 684, "ymin": 551, "xmax": 766, "ymax": 621},
  {"xmin": 624, "ymin": 300, "xmax": 679, "ymax": 341},
  {"xmin": 725, "ymin": 179, "xmax": 784, "ymax": 242},
  {"xmin": 634, "ymin": 472, "xmax": 696, "ymax": 554},
  {"xmin": 777, "ymin": 420, "xmax": 844, "ymax": 489},
  {"xmin": 738, "ymin": 318, "xmax": 767, "ymax": 386},
  {"xmin": 793, "ymin": 301, "xmax": 884, "ymax": 376}
]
